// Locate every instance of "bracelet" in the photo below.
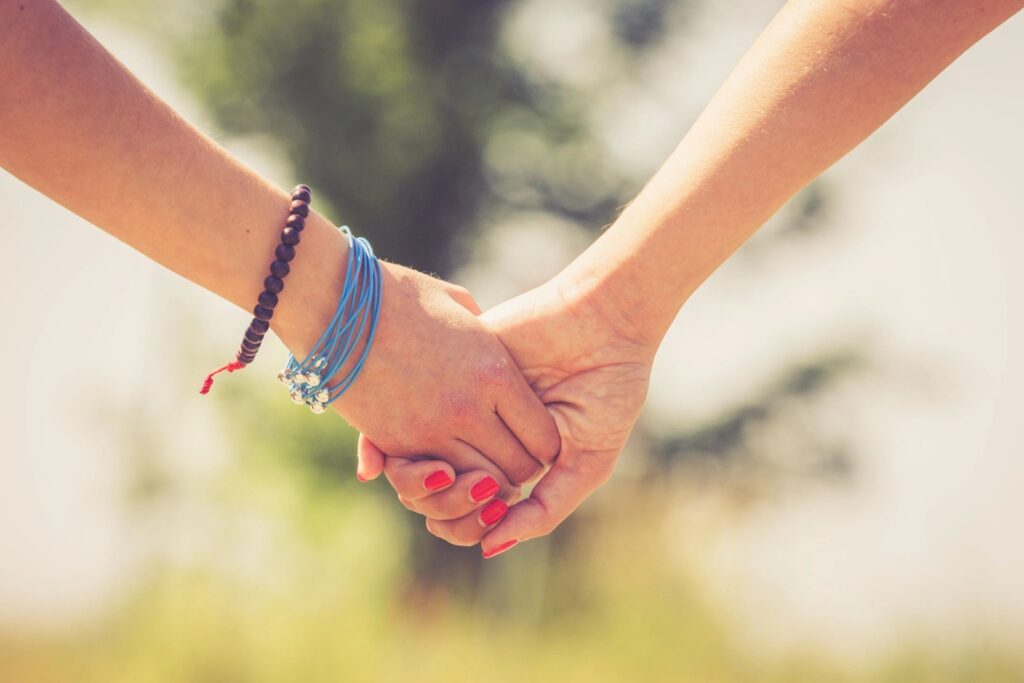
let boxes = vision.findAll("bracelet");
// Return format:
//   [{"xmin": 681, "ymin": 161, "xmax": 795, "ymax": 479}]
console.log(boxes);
[
  {"xmin": 199, "ymin": 184, "xmax": 313, "ymax": 394},
  {"xmin": 278, "ymin": 225, "xmax": 382, "ymax": 414}
]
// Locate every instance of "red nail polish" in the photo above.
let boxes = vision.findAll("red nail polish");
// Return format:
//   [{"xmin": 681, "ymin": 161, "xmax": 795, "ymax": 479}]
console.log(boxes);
[
  {"xmin": 470, "ymin": 476, "xmax": 499, "ymax": 502},
  {"xmin": 479, "ymin": 499, "xmax": 508, "ymax": 526},
  {"xmin": 482, "ymin": 539, "xmax": 518, "ymax": 559},
  {"xmin": 424, "ymin": 470, "xmax": 453, "ymax": 491}
]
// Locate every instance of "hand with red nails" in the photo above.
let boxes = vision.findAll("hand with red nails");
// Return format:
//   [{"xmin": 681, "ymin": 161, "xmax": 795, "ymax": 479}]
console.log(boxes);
[
  {"xmin": 357, "ymin": 277, "xmax": 654, "ymax": 556},
  {"xmin": 316, "ymin": 265, "xmax": 562, "ymax": 500},
  {"xmin": 358, "ymin": 434, "xmax": 516, "ymax": 539}
]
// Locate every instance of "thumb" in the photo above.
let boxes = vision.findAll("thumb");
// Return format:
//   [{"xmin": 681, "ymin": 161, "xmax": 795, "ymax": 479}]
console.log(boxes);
[
  {"xmin": 479, "ymin": 455, "xmax": 612, "ymax": 557},
  {"xmin": 356, "ymin": 433, "xmax": 386, "ymax": 482}
]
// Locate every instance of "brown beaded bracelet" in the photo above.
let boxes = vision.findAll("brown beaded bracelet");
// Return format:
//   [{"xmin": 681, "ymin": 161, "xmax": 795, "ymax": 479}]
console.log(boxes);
[{"xmin": 199, "ymin": 184, "xmax": 313, "ymax": 394}]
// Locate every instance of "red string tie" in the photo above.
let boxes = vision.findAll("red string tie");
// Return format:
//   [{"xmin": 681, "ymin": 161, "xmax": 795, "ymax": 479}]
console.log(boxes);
[{"xmin": 199, "ymin": 360, "xmax": 245, "ymax": 395}]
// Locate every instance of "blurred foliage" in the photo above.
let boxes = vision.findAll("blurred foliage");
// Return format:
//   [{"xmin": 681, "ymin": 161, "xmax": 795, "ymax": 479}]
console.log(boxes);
[
  {"xmin": 4, "ymin": 458, "xmax": 1023, "ymax": 682},
  {"xmin": 173, "ymin": 0, "xmax": 635, "ymax": 274},
  {"xmin": 179, "ymin": 0, "xmax": 525, "ymax": 273},
  {"xmin": 3, "ymin": 494, "xmax": 1024, "ymax": 680},
  {"xmin": 650, "ymin": 348, "xmax": 862, "ymax": 483}
]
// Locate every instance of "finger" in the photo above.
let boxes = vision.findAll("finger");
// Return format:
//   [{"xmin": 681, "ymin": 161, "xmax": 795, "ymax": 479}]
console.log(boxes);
[
  {"xmin": 383, "ymin": 456, "xmax": 456, "ymax": 502},
  {"xmin": 445, "ymin": 284, "xmax": 482, "ymax": 315},
  {"xmin": 480, "ymin": 455, "xmax": 613, "ymax": 558},
  {"xmin": 424, "ymin": 496, "xmax": 511, "ymax": 546},
  {"xmin": 399, "ymin": 470, "xmax": 503, "ymax": 521},
  {"xmin": 436, "ymin": 439, "xmax": 520, "ymax": 499},
  {"xmin": 356, "ymin": 433, "xmax": 385, "ymax": 482},
  {"xmin": 495, "ymin": 374, "xmax": 561, "ymax": 467},
  {"xmin": 465, "ymin": 414, "xmax": 544, "ymax": 485}
]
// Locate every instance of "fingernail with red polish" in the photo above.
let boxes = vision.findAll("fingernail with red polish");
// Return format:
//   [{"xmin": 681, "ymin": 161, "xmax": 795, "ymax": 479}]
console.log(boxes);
[
  {"xmin": 424, "ymin": 470, "xmax": 453, "ymax": 491},
  {"xmin": 479, "ymin": 499, "xmax": 508, "ymax": 526},
  {"xmin": 470, "ymin": 476, "xmax": 500, "ymax": 502},
  {"xmin": 482, "ymin": 539, "xmax": 518, "ymax": 559}
]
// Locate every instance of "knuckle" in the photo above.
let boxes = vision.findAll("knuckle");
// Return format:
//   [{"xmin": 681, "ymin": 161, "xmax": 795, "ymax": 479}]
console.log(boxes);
[
  {"xmin": 539, "ymin": 516, "xmax": 561, "ymax": 537},
  {"xmin": 536, "ymin": 428, "xmax": 562, "ymax": 464},
  {"xmin": 421, "ymin": 503, "xmax": 462, "ymax": 522},
  {"xmin": 451, "ymin": 529, "xmax": 485, "ymax": 547},
  {"xmin": 442, "ymin": 391, "xmax": 477, "ymax": 423},
  {"xmin": 425, "ymin": 519, "xmax": 477, "ymax": 546},
  {"xmin": 383, "ymin": 458, "xmax": 402, "ymax": 478},
  {"xmin": 526, "ymin": 498, "xmax": 563, "ymax": 538},
  {"xmin": 425, "ymin": 518, "xmax": 443, "ymax": 538},
  {"xmin": 530, "ymin": 509, "xmax": 561, "ymax": 538},
  {"xmin": 473, "ymin": 354, "xmax": 513, "ymax": 389},
  {"xmin": 507, "ymin": 458, "xmax": 543, "ymax": 485}
]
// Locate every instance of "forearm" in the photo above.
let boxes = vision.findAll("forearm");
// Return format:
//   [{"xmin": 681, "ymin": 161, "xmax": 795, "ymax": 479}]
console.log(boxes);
[
  {"xmin": 561, "ymin": 0, "xmax": 1020, "ymax": 346},
  {"xmin": 0, "ymin": 0, "xmax": 344, "ymax": 352}
]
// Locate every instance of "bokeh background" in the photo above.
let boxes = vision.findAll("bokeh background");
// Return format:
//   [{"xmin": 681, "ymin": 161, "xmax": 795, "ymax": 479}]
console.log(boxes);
[{"xmin": 1, "ymin": 1, "xmax": 1022, "ymax": 681}]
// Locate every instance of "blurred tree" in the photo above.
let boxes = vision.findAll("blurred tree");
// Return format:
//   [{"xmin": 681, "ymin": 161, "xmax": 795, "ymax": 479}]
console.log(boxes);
[{"xmin": 174, "ymin": 0, "xmax": 604, "ymax": 274}]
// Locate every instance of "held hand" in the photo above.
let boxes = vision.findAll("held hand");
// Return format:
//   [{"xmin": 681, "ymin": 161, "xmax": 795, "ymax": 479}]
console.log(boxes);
[
  {"xmin": 358, "ymin": 275, "xmax": 655, "ymax": 554},
  {"xmin": 285, "ymin": 262, "xmax": 561, "ymax": 492}
]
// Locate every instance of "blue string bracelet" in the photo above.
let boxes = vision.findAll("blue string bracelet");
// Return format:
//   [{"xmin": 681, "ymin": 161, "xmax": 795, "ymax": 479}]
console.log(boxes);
[{"xmin": 277, "ymin": 225, "xmax": 382, "ymax": 414}]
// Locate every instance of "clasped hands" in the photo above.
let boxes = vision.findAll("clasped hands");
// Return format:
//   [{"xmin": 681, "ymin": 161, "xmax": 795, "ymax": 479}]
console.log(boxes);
[{"xmin": 326, "ymin": 261, "xmax": 654, "ymax": 558}]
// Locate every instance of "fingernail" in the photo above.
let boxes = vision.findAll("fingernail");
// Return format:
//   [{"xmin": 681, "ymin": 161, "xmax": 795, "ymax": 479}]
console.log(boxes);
[
  {"xmin": 356, "ymin": 472, "xmax": 368, "ymax": 483},
  {"xmin": 482, "ymin": 539, "xmax": 518, "ymax": 559},
  {"xmin": 470, "ymin": 476, "xmax": 500, "ymax": 502},
  {"xmin": 479, "ymin": 499, "xmax": 508, "ymax": 526},
  {"xmin": 424, "ymin": 470, "xmax": 453, "ymax": 491}
]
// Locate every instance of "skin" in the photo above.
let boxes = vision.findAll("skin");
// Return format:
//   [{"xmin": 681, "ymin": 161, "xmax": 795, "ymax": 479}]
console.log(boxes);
[
  {"xmin": 0, "ymin": 0, "xmax": 561, "ymax": 490},
  {"xmin": 360, "ymin": 0, "xmax": 1023, "ymax": 556}
]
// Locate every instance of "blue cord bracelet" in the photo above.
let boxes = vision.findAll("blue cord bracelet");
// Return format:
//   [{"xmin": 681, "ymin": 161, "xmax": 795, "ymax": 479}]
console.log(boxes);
[{"xmin": 277, "ymin": 225, "xmax": 382, "ymax": 414}]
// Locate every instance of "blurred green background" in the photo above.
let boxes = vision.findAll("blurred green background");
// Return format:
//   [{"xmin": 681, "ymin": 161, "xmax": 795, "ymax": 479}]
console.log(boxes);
[{"xmin": 1, "ymin": 1, "xmax": 1023, "ymax": 681}]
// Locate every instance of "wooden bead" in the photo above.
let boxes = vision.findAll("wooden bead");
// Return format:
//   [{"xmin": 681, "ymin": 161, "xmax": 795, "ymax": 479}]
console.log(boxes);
[
  {"xmin": 258, "ymin": 291, "xmax": 279, "ymax": 309},
  {"xmin": 219, "ymin": 186, "xmax": 312, "ymax": 374},
  {"xmin": 270, "ymin": 259, "xmax": 290, "ymax": 278},
  {"xmin": 275, "ymin": 243, "xmax": 295, "ymax": 262},
  {"xmin": 264, "ymin": 275, "xmax": 284, "ymax": 294}
]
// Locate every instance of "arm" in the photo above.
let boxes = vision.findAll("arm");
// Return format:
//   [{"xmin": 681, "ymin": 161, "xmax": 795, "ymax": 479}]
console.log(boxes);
[
  {"xmin": 360, "ymin": 0, "xmax": 1021, "ymax": 556},
  {"xmin": 566, "ymin": 0, "xmax": 1021, "ymax": 346},
  {"xmin": 0, "ymin": 0, "xmax": 338, "ymax": 346},
  {"xmin": 0, "ymin": 0, "xmax": 560, "ymax": 484}
]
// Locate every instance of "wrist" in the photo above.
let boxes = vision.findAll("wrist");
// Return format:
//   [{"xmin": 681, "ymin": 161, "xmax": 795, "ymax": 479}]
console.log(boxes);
[
  {"xmin": 547, "ymin": 261, "xmax": 662, "ymax": 365},
  {"xmin": 552, "ymin": 222, "xmax": 689, "ymax": 358},
  {"xmin": 270, "ymin": 211, "xmax": 351, "ymax": 358}
]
